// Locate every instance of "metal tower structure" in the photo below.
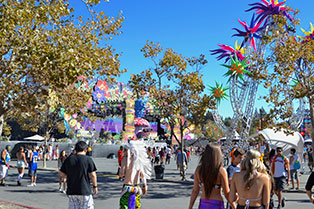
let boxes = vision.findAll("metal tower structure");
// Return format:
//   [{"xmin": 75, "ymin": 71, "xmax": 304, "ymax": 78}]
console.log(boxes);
[{"xmin": 210, "ymin": 3, "xmax": 306, "ymax": 149}]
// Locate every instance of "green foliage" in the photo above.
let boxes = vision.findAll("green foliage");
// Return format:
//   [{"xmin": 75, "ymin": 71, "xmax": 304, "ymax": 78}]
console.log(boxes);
[
  {"xmin": 255, "ymin": 10, "xmax": 314, "ymax": 151},
  {"xmin": 0, "ymin": 0, "xmax": 124, "ymax": 134},
  {"xmin": 129, "ymin": 41, "xmax": 215, "ymax": 145}
]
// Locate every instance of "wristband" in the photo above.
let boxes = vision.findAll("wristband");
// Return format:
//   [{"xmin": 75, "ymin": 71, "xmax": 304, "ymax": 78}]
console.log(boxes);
[{"xmin": 93, "ymin": 185, "xmax": 97, "ymax": 188}]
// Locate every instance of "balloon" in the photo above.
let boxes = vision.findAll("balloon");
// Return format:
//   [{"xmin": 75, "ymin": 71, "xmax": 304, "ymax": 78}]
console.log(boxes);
[
  {"xmin": 232, "ymin": 14, "xmax": 266, "ymax": 51},
  {"xmin": 246, "ymin": 0, "xmax": 294, "ymax": 24}
]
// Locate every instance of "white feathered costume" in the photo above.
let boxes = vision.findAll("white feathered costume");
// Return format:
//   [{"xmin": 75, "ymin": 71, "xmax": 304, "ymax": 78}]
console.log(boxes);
[{"xmin": 121, "ymin": 140, "xmax": 152, "ymax": 191}]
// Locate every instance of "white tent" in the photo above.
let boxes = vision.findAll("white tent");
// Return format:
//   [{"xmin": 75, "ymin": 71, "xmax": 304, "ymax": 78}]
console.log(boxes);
[
  {"xmin": 250, "ymin": 128, "xmax": 304, "ymax": 156},
  {"xmin": 304, "ymin": 139, "xmax": 312, "ymax": 144},
  {"xmin": 24, "ymin": 134, "xmax": 45, "ymax": 141}
]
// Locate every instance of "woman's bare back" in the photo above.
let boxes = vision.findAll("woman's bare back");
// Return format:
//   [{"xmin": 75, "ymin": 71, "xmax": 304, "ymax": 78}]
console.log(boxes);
[
  {"xmin": 17, "ymin": 152, "xmax": 25, "ymax": 161},
  {"xmin": 232, "ymin": 171, "xmax": 269, "ymax": 207}
]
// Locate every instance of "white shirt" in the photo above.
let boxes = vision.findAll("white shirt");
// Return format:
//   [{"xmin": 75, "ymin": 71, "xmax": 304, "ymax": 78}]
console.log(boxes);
[{"xmin": 273, "ymin": 156, "xmax": 288, "ymax": 178}]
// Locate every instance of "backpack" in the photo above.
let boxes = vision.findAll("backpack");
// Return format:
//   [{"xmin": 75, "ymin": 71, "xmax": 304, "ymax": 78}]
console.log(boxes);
[{"xmin": 294, "ymin": 160, "xmax": 301, "ymax": 170}]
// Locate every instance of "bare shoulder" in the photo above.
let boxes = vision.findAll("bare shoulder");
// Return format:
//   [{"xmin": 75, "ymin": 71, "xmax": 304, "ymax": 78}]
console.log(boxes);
[
  {"xmin": 219, "ymin": 166, "xmax": 227, "ymax": 173},
  {"xmin": 195, "ymin": 166, "xmax": 201, "ymax": 174},
  {"xmin": 219, "ymin": 166, "xmax": 228, "ymax": 176},
  {"xmin": 258, "ymin": 172, "xmax": 270, "ymax": 181}
]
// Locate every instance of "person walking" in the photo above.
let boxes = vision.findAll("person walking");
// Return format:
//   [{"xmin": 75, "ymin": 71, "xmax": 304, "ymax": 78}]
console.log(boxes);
[
  {"xmin": 271, "ymin": 147, "xmax": 290, "ymax": 209},
  {"xmin": 227, "ymin": 148, "xmax": 245, "ymax": 182},
  {"xmin": 305, "ymin": 171, "xmax": 314, "ymax": 204},
  {"xmin": 176, "ymin": 149, "xmax": 188, "ymax": 180},
  {"xmin": 119, "ymin": 140, "xmax": 151, "ymax": 209},
  {"xmin": 0, "ymin": 145, "xmax": 11, "ymax": 186},
  {"xmin": 16, "ymin": 146, "xmax": 28, "ymax": 186},
  {"xmin": 188, "ymin": 143, "xmax": 233, "ymax": 209},
  {"xmin": 165, "ymin": 146, "xmax": 172, "ymax": 165},
  {"xmin": 53, "ymin": 145, "xmax": 59, "ymax": 160},
  {"xmin": 58, "ymin": 150, "xmax": 67, "ymax": 193},
  {"xmin": 226, "ymin": 148, "xmax": 245, "ymax": 209},
  {"xmin": 28, "ymin": 146, "xmax": 38, "ymax": 187},
  {"xmin": 289, "ymin": 148, "xmax": 301, "ymax": 190},
  {"xmin": 230, "ymin": 149, "xmax": 271, "ymax": 209},
  {"xmin": 117, "ymin": 146, "xmax": 124, "ymax": 177},
  {"xmin": 60, "ymin": 141, "xmax": 98, "ymax": 209}
]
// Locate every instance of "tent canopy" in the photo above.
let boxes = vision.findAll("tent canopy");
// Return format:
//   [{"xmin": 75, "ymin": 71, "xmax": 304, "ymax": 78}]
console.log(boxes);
[
  {"xmin": 250, "ymin": 128, "xmax": 304, "ymax": 156},
  {"xmin": 24, "ymin": 134, "xmax": 45, "ymax": 141}
]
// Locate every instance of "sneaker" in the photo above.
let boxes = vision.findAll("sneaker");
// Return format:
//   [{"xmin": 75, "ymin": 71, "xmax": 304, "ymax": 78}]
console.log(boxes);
[
  {"xmin": 63, "ymin": 190, "xmax": 66, "ymax": 194},
  {"xmin": 282, "ymin": 197, "xmax": 285, "ymax": 208},
  {"xmin": 17, "ymin": 181, "xmax": 21, "ymax": 186},
  {"xmin": 27, "ymin": 183, "xmax": 34, "ymax": 187},
  {"xmin": 59, "ymin": 188, "xmax": 62, "ymax": 192},
  {"xmin": 277, "ymin": 205, "xmax": 282, "ymax": 209},
  {"xmin": 33, "ymin": 183, "xmax": 36, "ymax": 186}
]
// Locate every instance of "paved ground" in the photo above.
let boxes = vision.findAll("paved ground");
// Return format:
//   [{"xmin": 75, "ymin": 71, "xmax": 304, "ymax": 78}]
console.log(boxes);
[{"xmin": 0, "ymin": 155, "xmax": 313, "ymax": 209}]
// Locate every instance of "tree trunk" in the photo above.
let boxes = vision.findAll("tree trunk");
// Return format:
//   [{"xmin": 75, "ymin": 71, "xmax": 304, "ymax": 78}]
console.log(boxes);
[
  {"xmin": 42, "ymin": 131, "xmax": 50, "ymax": 168},
  {"xmin": 0, "ymin": 104, "xmax": 6, "ymax": 137},
  {"xmin": 309, "ymin": 98, "xmax": 314, "ymax": 161},
  {"xmin": 171, "ymin": 127, "xmax": 185, "ymax": 180},
  {"xmin": 0, "ymin": 114, "xmax": 3, "ymax": 138},
  {"xmin": 180, "ymin": 123, "xmax": 186, "ymax": 180}
]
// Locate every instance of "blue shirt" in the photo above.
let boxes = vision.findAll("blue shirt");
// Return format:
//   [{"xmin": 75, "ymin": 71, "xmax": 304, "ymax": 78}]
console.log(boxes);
[
  {"xmin": 177, "ymin": 151, "xmax": 187, "ymax": 164},
  {"xmin": 5, "ymin": 151, "xmax": 10, "ymax": 163},
  {"xmin": 227, "ymin": 163, "xmax": 240, "ymax": 178},
  {"xmin": 30, "ymin": 152, "xmax": 38, "ymax": 171}
]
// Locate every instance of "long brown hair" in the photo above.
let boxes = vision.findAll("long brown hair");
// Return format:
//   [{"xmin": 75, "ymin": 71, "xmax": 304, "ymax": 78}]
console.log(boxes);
[{"xmin": 198, "ymin": 143, "xmax": 223, "ymax": 198}]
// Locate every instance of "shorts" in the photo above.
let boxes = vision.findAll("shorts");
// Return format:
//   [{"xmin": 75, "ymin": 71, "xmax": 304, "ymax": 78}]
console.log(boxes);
[
  {"xmin": 0, "ymin": 164, "xmax": 8, "ymax": 179},
  {"xmin": 17, "ymin": 160, "xmax": 26, "ymax": 168},
  {"xmin": 290, "ymin": 169, "xmax": 299, "ymax": 180},
  {"xmin": 274, "ymin": 176, "xmax": 286, "ymax": 191},
  {"xmin": 178, "ymin": 163, "xmax": 186, "ymax": 171},
  {"xmin": 30, "ymin": 169, "xmax": 37, "ymax": 177},
  {"xmin": 68, "ymin": 195, "xmax": 94, "ymax": 209}
]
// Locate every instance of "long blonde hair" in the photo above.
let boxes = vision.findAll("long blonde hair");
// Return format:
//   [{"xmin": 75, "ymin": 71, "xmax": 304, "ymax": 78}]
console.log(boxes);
[{"xmin": 240, "ymin": 149, "xmax": 266, "ymax": 190}]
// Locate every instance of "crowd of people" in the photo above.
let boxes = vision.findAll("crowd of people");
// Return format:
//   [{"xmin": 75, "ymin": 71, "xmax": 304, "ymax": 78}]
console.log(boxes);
[
  {"xmin": 188, "ymin": 143, "xmax": 314, "ymax": 209},
  {"xmin": 0, "ymin": 139, "xmax": 314, "ymax": 209}
]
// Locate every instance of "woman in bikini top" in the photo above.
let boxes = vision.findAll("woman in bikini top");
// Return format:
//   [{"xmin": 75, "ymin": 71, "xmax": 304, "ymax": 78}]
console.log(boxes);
[
  {"xmin": 230, "ymin": 149, "xmax": 271, "ymax": 209},
  {"xmin": 188, "ymin": 143, "xmax": 233, "ymax": 209}
]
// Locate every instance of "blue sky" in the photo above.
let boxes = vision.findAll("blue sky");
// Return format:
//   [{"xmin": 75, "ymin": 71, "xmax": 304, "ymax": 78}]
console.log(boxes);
[{"xmin": 71, "ymin": 0, "xmax": 313, "ymax": 118}]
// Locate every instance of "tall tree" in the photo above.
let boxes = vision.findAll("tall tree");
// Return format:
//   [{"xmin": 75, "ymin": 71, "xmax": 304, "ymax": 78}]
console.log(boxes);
[
  {"xmin": 0, "ymin": 0, "xmax": 124, "ymax": 134},
  {"xmin": 255, "ymin": 13, "xmax": 314, "ymax": 156},
  {"xmin": 0, "ymin": 0, "xmax": 125, "ymax": 166},
  {"xmin": 129, "ymin": 41, "xmax": 214, "ymax": 180}
]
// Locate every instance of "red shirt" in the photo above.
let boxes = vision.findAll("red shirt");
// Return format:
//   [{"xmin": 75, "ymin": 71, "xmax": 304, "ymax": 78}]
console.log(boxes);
[{"xmin": 118, "ymin": 150, "xmax": 123, "ymax": 165}]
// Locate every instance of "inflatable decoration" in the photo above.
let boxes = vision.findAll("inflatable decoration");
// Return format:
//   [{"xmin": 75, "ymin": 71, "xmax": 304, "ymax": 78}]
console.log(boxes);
[
  {"xmin": 246, "ymin": 0, "xmax": 294, "ymax": 24},
  {"xmin": 92, "ymin": 87, "xmax": 106, "ymax": 104},
  {"xmin": 210, "ymin": 0, "xmax": 305, "ymax": 148},
  {"xmin": 298, "ymin": 23, "xmax": 314, "ymax": 41},
  {"xmin": 233, "ymin": 14, "xmax": 267, "ymax": 51},
  {"xmin": 209, "ymin": 82, "xmax": 229, "ymax": 105},
  {"xmin": 134, "ymin": 98, "xmax": 149, "ymax": 118},
  {"xmin": 134, "ymin": 118, "xmax": 150, "ymax": 127},
  {"xmin": 222, "ymin": 53, "xmax": 251, "ymax": 82},
  {"xmin": 210, "ymin": 41, "xmax": 246, "ymax": 63}
]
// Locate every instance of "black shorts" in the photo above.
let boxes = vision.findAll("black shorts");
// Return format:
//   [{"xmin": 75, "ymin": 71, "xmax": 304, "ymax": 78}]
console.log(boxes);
[{"xmin": 274, "ymin": 176, "xmax": 286, "ymax": 191}]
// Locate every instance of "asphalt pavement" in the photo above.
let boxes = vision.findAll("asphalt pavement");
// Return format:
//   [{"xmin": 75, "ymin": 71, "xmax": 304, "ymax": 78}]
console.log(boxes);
[{"xmin": 0, "ymin": 155, "xmax": 313, "ymax": 209}]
